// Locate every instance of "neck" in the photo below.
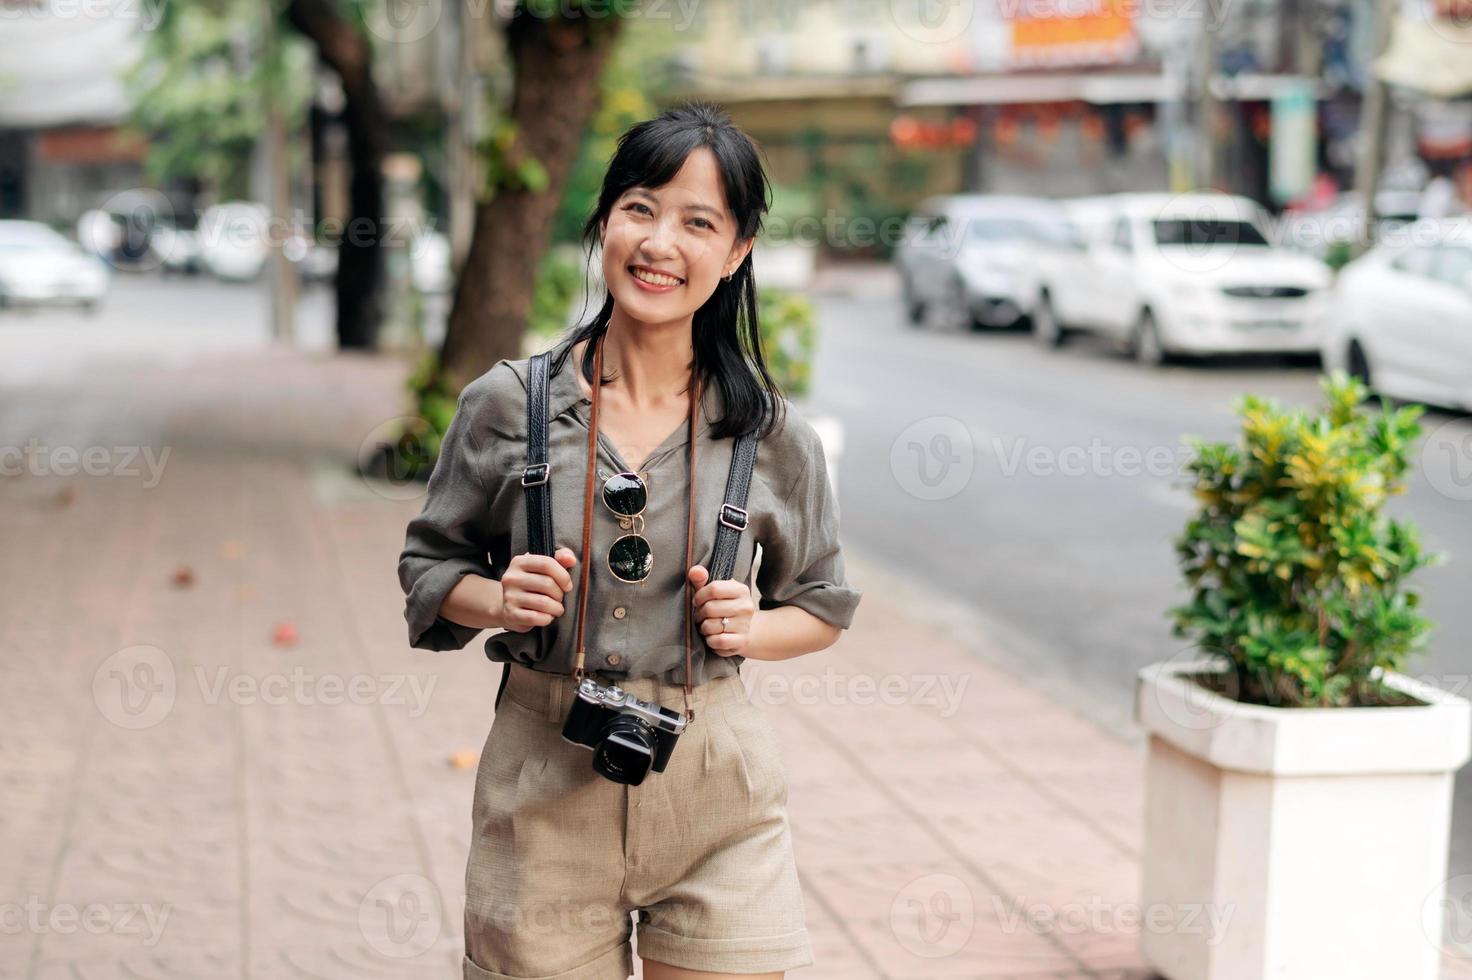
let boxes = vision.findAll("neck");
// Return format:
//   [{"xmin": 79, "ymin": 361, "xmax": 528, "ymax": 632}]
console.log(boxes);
[{"xmin": 601, "ymin": 305, "xmax": 695, "ymax": 410}]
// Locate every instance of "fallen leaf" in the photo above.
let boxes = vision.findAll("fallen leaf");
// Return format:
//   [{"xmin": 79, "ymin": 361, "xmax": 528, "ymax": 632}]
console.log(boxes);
[
  {"xmin": 219, "ymin": 540, "xmax": 242, "ymax": 560},
  {"xmin": 171, "ymin": 566, "xmax": 196, "ymax": 588},
  {"xmin": 55, "ymin": 486, "xmax": 78, "ymax": 507},
  {"xmin": 271, "ymin": 621, "xmax": 299, "ymax": 647},
  {"xmin": 448, "ymin": 749, "xmax": 478, "ymax": 771}
]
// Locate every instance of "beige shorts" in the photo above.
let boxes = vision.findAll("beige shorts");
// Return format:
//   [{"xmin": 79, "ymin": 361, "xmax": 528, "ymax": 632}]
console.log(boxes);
[{"xmin": 463, "ymin": 663, "xmax": 813, "ymax": 979}]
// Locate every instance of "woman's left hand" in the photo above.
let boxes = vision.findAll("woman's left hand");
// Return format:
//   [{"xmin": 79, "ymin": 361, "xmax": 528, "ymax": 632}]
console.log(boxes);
[{"xmin": 687, "ymin": 564, "xmax": 756, "ymax": 658}]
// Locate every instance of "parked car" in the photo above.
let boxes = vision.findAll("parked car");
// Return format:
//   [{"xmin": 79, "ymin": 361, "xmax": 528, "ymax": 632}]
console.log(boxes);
[
  {"xmin": 410, "ymin": 230, "xmax": 452, "ymax": 295},
  {"xmin": 151, "ymin": 222, "xmax": 203, "ymax": 275},
  {"xmin": 0, "ymin": 220, "xmax": 110, "ymax": 311},
  {"xmin": 1278, "ymin": 190, "xmax": 1425, "ymax": 261},
  {"xmin": 198, "ymin": 202, "xmax": 270, "ymax": 281},
  {"xmin": 894, "ymin": 195, "xmax": 1076, "ymax": 330},
  {"xmin": 1039, "ymin": 193, "xmax": 1333, "ymax": 364},
  {"xmin": 1321, "ymin": 218, "xmax": 1472, "ymax": 412},
  {"xmin": 1029, "ymin": 195, "xmax": 1118, "ymax": 348}
]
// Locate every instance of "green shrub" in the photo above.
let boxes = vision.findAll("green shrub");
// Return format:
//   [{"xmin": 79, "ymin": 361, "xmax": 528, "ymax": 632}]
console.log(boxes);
[
  {"xmin": 1171, "ymin": 373, "xmax": 1441, "ymax": 707},
  {"xmin": 755, "ymin": 286, "xmax": 817, "ymax": 401}
]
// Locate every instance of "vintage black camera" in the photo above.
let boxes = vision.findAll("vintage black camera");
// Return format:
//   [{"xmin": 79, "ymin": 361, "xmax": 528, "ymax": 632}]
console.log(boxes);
[{"xmin": 561, "ymin": 677, "xmax": 688, "ymax": 785}]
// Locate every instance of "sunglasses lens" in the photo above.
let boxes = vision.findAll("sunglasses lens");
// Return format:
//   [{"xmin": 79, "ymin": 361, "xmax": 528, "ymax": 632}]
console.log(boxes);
[
  {"xmin": 603, "ymin": 472, "xmax": 646, "ymax": 517},
  {"xmin": 608, "ymin": 534, "xmax": 653, "ymax": 583}
]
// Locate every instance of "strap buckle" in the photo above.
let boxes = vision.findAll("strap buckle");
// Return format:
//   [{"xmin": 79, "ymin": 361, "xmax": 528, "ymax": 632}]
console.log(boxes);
[
  {"xmin": 521, "ymin": 462, "xmax": 550, "ymax": 487},
  {"xmin": 719, "ymin": 503, "xmax": 748, "ymax": 531}
]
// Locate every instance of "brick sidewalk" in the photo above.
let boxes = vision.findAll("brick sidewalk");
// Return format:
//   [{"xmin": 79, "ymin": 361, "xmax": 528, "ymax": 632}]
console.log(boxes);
[{"xmin": 0, "ymin": 347, "xmax": 1462, "ymax": 979}]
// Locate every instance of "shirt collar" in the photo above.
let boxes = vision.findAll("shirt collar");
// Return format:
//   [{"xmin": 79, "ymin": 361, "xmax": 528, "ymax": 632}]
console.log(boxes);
[{"xmin": 541, "ymin": 346, "xmax": 725, "ymax": 438}]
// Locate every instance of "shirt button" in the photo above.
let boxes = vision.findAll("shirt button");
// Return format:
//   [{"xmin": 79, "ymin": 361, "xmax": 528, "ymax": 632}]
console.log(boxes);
[
  {"xmin": 606, "ymin": 652, "xmax": 622, "ymax": 667},
  {"xmin": 613, "ymin": 606, "xmax": 627, "ymax": 620}
]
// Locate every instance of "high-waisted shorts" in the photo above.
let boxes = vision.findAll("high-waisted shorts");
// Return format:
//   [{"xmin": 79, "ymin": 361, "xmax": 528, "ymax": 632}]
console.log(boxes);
[{"xmin": 463, "ymin": 663, "xmax": 813, "ymax": 979}]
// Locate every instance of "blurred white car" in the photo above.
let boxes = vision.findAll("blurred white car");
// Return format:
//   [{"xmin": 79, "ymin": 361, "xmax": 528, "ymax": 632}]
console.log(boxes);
[
  {"xmin": 0, "ymin": 220, "xmax": 110, "ymax": 311},
  {"xmin": 410, "ymin": 230, "xmax": 452, "ymax": 295},
  {"xmin": 198, "ymin": 202, "xmax": 270, "ymax": 281},
  {"xmin": 151, "ymin": 223, "xmax": 203, "ymax": 275},
  {"xmin": 895, "ymin": 195, "xmax": 1074, "ymax": 330},
  {"xmin": 1045, "ymin": 193, "xmax": 1333, "ymax": 364},
  {"xmin": 1278, "ymin": 190, "xmax": 1425, "ymax": 260},
  {"xmin": 1322, "ymin": 219, "xmax": 1472, "ymax": 412}
]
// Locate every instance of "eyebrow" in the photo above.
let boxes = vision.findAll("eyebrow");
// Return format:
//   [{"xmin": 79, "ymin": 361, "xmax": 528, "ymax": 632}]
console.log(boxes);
[{"xmin": 627, "ymin": 188, "xmax": 723, "ymax": 221}]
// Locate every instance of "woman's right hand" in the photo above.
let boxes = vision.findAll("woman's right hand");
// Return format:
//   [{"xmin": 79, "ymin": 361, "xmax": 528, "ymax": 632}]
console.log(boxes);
[{"xmin": 497, "ymin": 547, "xmax": 578, "ymax": 632}]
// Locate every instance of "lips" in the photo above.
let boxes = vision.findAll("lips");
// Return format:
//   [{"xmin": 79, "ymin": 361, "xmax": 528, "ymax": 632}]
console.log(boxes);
[{"xmin": 628, "ymin": 265, "xmax": 685, "ymax": 288}]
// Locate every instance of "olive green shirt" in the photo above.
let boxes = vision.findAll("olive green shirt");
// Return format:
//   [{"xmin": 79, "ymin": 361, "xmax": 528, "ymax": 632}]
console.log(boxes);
[{"xmin": 397, "ymin": 349, "xmax": 862, "ymax": 686}]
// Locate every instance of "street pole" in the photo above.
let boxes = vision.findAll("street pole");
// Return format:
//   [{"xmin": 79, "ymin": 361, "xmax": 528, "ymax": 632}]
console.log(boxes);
[
  {"xmin": 261, "ymin": 0, "xmax": 297, "ymax": 343},
  {"xmin": 1196, "ymin": 0, "xmax": 1221, "ymax": 190},
  {"xmin": 1354, "ymin": 0, "xmax": 1396, "ymax": 259}
]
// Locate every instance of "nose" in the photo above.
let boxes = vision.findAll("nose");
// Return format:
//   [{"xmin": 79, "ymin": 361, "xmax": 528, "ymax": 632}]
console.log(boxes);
[{"xmin": 638, "ymin": 213, "xmax": 680, "ymax": 261}]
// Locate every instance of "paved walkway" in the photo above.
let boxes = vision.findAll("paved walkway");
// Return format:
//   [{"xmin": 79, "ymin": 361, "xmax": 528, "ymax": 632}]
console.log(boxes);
[{"xmin": 0, "ymin": 345, "xmax": 1464, "ymax": 979}]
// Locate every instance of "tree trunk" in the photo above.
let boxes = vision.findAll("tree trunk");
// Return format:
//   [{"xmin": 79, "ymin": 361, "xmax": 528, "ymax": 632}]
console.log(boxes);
[
  {"xmin": 439, "ymin": 11, "xmax": 623, "ymax": 391},
  {"xmin": 284, "ymin": 0, "xmax": 386, "ymax": 350}
]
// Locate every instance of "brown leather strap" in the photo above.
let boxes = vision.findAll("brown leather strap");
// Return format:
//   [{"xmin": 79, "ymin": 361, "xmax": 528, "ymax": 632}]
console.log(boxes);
[{"xmin": 572, "ymin": 333, "xmax": 702, "ymax": 718}]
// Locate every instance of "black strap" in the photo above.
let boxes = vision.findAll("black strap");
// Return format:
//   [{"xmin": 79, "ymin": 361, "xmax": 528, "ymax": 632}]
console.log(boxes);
[
  {"xmin": 711, "ymin": 434, "xmax": 757, "ymax": 580},
  {"xmin": 517, "ymin": 351, "xmax": 760, "ymax": 657},
  {"xmin": 523, "ymin": 351, "xmax": 554, "ymax": 557}
]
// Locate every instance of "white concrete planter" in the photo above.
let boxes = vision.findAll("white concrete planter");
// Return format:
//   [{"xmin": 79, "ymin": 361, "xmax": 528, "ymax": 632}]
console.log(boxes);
[{"xmin": 1133, "ymin": 659, "xmax": 1472, "ymax": 980}]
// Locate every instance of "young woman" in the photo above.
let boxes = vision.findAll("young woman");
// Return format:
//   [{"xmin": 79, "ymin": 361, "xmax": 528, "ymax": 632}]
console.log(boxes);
[{"xmin": 399, "ymin": 102, "xmax": 862, "ymax": 980}]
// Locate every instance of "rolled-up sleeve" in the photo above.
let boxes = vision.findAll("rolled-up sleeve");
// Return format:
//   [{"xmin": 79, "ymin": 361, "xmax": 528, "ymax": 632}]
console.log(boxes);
[
  {"xmin": 397, "ymin": 370, "xmax": 513, "ymax": 651},
  {"xmin": 755, "ymin": 421, "xmax": 863, "ymax": 630}
]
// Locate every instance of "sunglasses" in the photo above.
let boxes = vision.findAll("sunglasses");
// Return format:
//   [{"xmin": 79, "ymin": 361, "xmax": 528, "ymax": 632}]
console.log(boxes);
[{"xmin": 603, "ymin": 470, "xmax": 653, "ymax": 583}]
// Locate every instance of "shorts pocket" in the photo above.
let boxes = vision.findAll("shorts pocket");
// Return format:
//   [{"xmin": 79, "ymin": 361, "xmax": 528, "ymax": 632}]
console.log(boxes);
[{"xmin": 717, "ymin": 696, "xmax": 789, "ymax": 812}]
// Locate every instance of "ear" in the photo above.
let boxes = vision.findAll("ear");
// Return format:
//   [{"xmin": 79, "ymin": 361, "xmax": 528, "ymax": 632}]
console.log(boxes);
[{"xmin": 725, "ymin": 236, "xmax": 755, "ymax": 277}]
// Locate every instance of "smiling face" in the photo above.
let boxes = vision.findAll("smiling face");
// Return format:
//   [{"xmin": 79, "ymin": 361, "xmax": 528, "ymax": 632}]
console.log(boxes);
[{"xmin": 599, "ymin": 146, "xmax": 754, "ymax": 328}]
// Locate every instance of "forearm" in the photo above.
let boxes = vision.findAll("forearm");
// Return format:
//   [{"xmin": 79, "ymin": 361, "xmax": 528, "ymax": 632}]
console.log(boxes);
[
  {"xmin": 439, "ymin": 574, "xmax": 506, "ymax": 631},
  {"xmin": 745, "ymin": 605, "xmax": 842, "ymax": 662}
]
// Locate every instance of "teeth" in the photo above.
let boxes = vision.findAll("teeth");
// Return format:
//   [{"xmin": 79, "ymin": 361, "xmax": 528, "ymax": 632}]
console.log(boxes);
[{"xmin": 632, "ymin": 268, "xmax": 681, "ymax": 287}]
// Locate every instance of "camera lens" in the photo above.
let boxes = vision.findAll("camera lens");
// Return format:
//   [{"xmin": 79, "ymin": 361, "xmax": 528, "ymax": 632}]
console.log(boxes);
[{"xmin": 593, "ymin": 715, "xmax": 656, "ymax": 785}]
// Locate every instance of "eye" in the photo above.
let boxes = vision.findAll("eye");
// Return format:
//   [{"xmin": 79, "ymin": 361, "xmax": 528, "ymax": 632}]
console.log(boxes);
[
  {"xmin": 624, "ymin": 202, "xmax": 653, "ymax": 216},
  {"xmin": 689, "ymin": 217, "xmax": 714, "ymax": 230}
]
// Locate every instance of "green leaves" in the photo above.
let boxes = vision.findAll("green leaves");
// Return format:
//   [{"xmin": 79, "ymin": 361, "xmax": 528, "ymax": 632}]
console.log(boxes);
[{"xmin": 1170, "ymin": 371, "xmax": 1441, "ymax": 707}]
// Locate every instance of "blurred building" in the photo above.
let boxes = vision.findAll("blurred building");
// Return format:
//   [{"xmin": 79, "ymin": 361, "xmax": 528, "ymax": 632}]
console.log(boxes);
[
  {"xmin": 0, "ymin": 0, "xmax": 146, "ymax": 223},
  {"xmin": 670, "ymin": 0, "xmax": 1386, "ymax": 214}
]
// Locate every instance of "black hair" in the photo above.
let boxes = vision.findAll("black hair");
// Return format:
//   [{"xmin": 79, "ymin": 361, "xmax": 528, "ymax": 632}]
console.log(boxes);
[{"xmin": 550, "ymin": 101, "xmax": 785, "ymax": 442}]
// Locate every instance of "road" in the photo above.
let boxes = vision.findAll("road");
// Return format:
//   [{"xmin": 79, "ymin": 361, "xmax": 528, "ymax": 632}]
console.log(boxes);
[{"xmin": 802, "ymin": 265, "xmax": 1472, "ymax": 874}]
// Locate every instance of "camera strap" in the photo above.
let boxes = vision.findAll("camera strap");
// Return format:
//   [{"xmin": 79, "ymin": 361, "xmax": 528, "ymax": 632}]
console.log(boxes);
[{"xmin": 521, "ymin": 338, "xmax": 759, "ymax": 722}]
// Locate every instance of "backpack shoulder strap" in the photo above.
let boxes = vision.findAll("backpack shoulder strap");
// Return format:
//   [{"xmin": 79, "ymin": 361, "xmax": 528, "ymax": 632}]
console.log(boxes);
[
  {"xmin": 709, "ymin": 430, "xmax": 758, "ymax": 582},
  {"xmin": 522, "ymin": 351, "xmax": 554, "ymax": 557}
]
